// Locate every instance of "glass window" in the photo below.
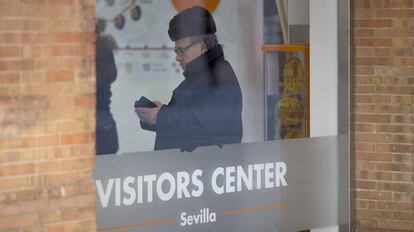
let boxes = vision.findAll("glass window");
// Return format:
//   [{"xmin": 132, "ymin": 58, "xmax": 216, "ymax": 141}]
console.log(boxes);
[{"xmin": 94, "ymin": 1, "xmax": 350, "ymax": 231}]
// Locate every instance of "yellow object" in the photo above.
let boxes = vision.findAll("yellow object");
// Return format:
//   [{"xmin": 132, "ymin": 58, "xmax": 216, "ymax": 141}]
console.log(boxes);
[
  {"xmin": 283, "ymin": 127, "xmax": 303, "ymax": 139},
  {"xmin": 277, "ymin": 97, "xmax": 304, "ymax": 125},
  {"xmin": 283, "ymin": 57, "xmax": 305, "ymax": 93},
  {"xmin": 171, "ymin": 0, "xmax": 221, "ymax": 13},
  {"xmin": 262, "ymin": 44, "xmax": 310, "ymax": 138}
]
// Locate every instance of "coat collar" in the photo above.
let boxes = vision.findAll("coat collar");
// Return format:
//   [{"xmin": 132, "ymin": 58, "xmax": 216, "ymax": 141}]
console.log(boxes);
[{"xmin": 183, "ymin": 45, "xmax": 224, "ymax": 79}]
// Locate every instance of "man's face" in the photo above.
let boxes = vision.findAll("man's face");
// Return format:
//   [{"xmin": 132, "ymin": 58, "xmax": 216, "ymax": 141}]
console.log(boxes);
[{"xmin": 174, "ymin": 37, "xmax": 205, "ymax": 70}]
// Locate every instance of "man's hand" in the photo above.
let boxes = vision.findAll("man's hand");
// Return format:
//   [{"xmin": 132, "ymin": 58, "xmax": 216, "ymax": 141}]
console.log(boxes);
[{"xmin": 135, "ymin": 101, "xmax": 162, "ymax": 125}]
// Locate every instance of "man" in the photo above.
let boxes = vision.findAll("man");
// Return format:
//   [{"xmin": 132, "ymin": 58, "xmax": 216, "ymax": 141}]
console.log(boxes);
[{"xmin": 136, "ymin": 6, "xmax": 242, "ymax": 152}]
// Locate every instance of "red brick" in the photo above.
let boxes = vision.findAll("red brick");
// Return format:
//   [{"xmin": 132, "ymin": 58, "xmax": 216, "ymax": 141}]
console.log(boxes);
[
  {"xmin": 46, "ymin": 220, "xmax": 96, "ymax": 232},
  {"xmin": 355, "ymin": 161, "xmax": 377, "ymax": 171},
  {"xmin": 376, "ymin": 66, "xmax": 411, "ymax": 78},
  {"xmin": 60, "ymin": 132, "xmax": 94, "ymax": 145},
  {"xmin": 356, "ymin": 38, "xmax": 393, "ymax": 47},
  {"xmin": 391, "ymin": 0, "xmax": 414, "ymax": 8},
  {"xmin": 356, "ymin": 219, "xmax": 377, "ymax": 228},
  {"xmin": 357, "ymin": 57, "xmax": 392, "ymax": 66},
  {"xmin": 392, "ymin": 153, "xmax": 412, "ymax": 163},
  {"xmin": 61, "ymin": 208, "xmax": 95, "ymax": 221},
  {"xmin": 377, "ymin": 220, "xmax": 414, "ymax": 230},
  {"xmin": 375, "ymin": 48, "xmax": 391, "ymax": 57},
  {"xmin": 377, "ymin": 163, "xmax": 413, "ymax": 172},
  {"xmin": 0, "ymin": 163, "xmax": 35, "ymax": 176},
  {"xmin": 391, "ymin": 183, "xmax": 414, "ymax": 192},
  {"xmin": 0, "ymin": 59, "xmax": 34, "ymax": 71},
  {"xmin": 355, "ymin": 29, "xmax": 376, "ymax": 38},
  {"xmin": 0, "ymin": 19, "xmax": 47, "ymax": 31},
  {"xmin": 357, "ymin": 209, "xmax": 393, "ymax": 219},
  {"xmin": 376, "ymin": 9, "xmax": 414, "ymax": 17},
  {"xmin": 0, "ymin": 46, "xmax": 20, "ymax": 57},
  {"xmin": 376, "ymin": 86, "xmax": 414, "ymax": 95},
  {"xmin": 377, "ymin": 182, "xmax": 393, "ymax": 191},
  {"xmin": 45, "ymin": 0, "xmax": 74, "ymax": 4},
  {"xmin": 356, "ymin": 152, "xmax": 392, "ymax": 162},
  {"xmin": 355, "ymin": 76, "xmax": 377, "ymax": 85},
  {"xmin": 375, "ymin": 144, "xmax": 391, "ymax": 153},
  {"xmin": 20, "ymin": 0, "xmax": 46, "ymax": 3},
  {"xmin": 0, "ymin": 72, "xmax": 20, "ymax": 84},
  {"xmin": 355, "ymin": 66, "xmax": 375, "ymax": 75},
  {"xmin": 392, "ymin": 172, "xmax": 413, "ymax": 182},
  {"xmin": 355, "ymin": 104, "xmax": 376, "ymax": 114},
  {"xmin": 355, "ymin": 114, "xmax": 391, "ymax": 123},
  {"xmin": 376, "ymin": 104, "xmax": 412, "ymax": 114},
  {"xmin": 355, "ymin": 123, "xmax": 375, "ymax": 132},
  {"xmin": 47, "ymin": 70, "xmax": 74, "ymax": 82},
  {"xmin": 356, "ymin": 47, "xmax": 376, "ymax": 57},
  {"xmin": 355, "ymin": 95, "xmax": 375, "ymax": 104},
  {"xmin": 392, "ymin": 192, "xmax": 413, "ymax": 202},
  {"xmin": 355, "ymin": 9, "xmax": 377, "ymax": 19},
  {"xmin": 390, "ymin": 135, "xmax": 412, "ymax": 144},
  {"xmin": 356, "ymin": 0, "xmax": 392, "ymax": 8},
  {"xmin": 393, "ymin": 57, "xmax": 414, "ymax": 66},
  {"xmin": 0, "ymin": 214, "xmax": 39, "ymax": 230},
  {"xmin": 356, "ymin": 19, "xmax": 393, "ymax": 28},
  {"xmin": 357, "ymin": 142, "xmax": 377, "ymax": 152},
  {"xmin": 75, "ymin": 94, "xmax": 95, "ymax": 107},
  {"xmin": 356, "ymin": 180, "xmax": 377, "ymax": 190},
  {"xmin": 356, "ymin": 133, "xmax": 392, "ymax": 143},
  {"xmin": 357, "ymin": 200, "xmax": 377, "ymax": 209},
  {"xmin": 377, "ymin": 201, "xmax": 413, "ymax": 211},
  {"xmin": 391, "ymin": 115, "xmax": 413, "ymax": 124},
  {"xmin": 393, "ymin": 38, "xmax": 414, "ymax": 47},
  {"xmin": 390, "ymin": 95, "xmax": 413, "ymax": 104},
  {"xmin": 376, "ymin": 29, "xmax": 414, "ymax": 38}
]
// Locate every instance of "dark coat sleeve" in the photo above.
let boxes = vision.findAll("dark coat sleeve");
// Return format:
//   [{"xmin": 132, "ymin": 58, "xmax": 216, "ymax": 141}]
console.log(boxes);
[
  {"xmin": 140, "ymin": 121, "xmax": 156, "ymax": 131},
  {"xmin": 156, "ymin": 77, "xmax": 241, "ymax": 138}
]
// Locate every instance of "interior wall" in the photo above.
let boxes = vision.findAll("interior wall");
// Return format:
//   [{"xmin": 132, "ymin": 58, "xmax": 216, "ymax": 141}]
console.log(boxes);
[
  {"xmin": 234, "ymin": 0, "xmax": 264, "ymax": 143},
  {"xmin": 310, "ymin": 0, "xmax": 340, "ymax": 230},
  {"xmin": 310, "ymin": 0, "xmax": 339, "ymax": 137}
]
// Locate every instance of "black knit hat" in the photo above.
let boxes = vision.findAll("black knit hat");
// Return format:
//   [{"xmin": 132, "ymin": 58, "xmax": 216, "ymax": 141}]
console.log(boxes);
[{"xmin": 168, "ymin": 6, "xmax": 217, "ymax": 41}]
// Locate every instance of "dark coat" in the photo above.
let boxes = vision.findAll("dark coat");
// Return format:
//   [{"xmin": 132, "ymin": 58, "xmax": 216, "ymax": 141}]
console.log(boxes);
[
  {"xmin": 96, "ymin": 47, "xmax": 119, "ymax": 155},
  {"xmin": 149, "ymin": 45, "xmax": 243, "ymax": 152}
]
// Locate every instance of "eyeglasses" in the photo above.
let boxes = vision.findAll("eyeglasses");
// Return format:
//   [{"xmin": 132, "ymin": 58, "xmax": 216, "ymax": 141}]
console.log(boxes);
[{"xmin": 174, "ymin": 40, "xmax": 200, "ymax": 55}]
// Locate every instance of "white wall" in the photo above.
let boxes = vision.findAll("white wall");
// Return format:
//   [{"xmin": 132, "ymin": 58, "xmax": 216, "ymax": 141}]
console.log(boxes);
[
  {"xmin": 229, "ymin": 0, "xmax": 264, "ymax": 143},
  {"xmin": 310, "ymin": 0, "xmax": 338, "ymax": 137},
  {"xmin": 313, "ymin": 226, "xmax": 339, "ymax": 232},
  {"xmin": 310, "ymin": 0, "xmax": 339, "ymax": 230},
  {"xmin": 288, "ymin": 0, "xmax": 310, "ymax": 25}
]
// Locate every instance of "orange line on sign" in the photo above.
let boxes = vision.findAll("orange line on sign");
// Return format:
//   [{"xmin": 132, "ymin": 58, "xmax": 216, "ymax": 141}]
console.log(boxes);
[
  {"xmin": 222, "ymin": 203, "xmax": 286, "ymax": 215},
  {"xmin": 97, "ymin": 219, "xmax": 176, "ymax": 231}
]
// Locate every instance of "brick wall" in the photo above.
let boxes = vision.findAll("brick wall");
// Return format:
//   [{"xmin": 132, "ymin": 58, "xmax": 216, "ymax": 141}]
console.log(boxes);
[
  {"xmin": 354, "ymin": 0, "xmax": 414, "ymax": 230},
  {"xmin": 0, "ymin": 0, "xmax": 96, "ymax": 231}
]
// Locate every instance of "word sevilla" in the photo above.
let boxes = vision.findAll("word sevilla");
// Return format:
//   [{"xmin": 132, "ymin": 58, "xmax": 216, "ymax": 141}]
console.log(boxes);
[{"xmin": 96, "ymin": 162, "xmax": 288, "ymax": 208}]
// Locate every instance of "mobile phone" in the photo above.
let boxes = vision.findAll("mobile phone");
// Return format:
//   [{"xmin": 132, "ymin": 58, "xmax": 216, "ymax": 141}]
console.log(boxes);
[{"xmin": 134, "ymin": 96, "xmax": 157, "ymax": 108}]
